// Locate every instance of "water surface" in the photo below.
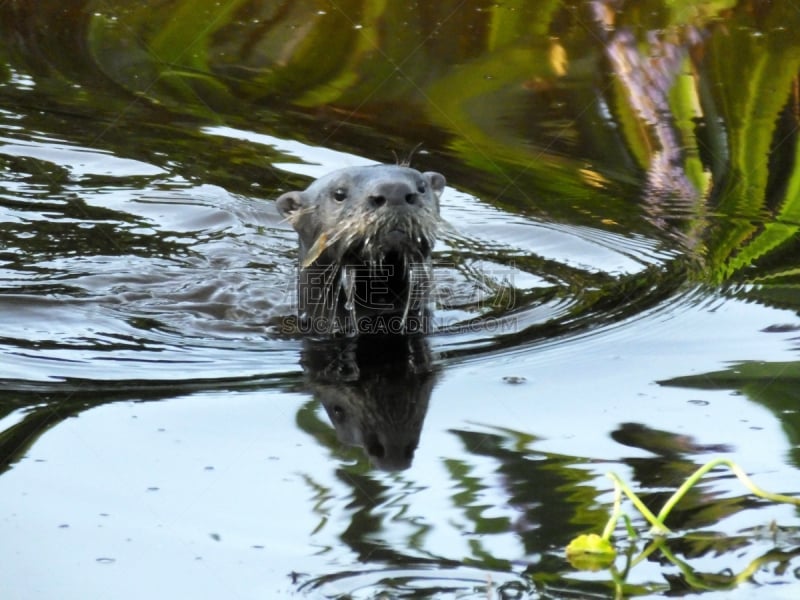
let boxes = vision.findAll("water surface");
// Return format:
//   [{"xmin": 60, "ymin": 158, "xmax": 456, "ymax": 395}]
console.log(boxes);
[{"xmin": 1, "ymin": 1, "xmax": 799, "ymax": 599}]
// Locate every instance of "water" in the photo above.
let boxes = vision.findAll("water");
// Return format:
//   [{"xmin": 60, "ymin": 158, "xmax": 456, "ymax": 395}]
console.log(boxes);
[{"xmin": 1, "ymin": 2, "xmax": 800, "ymax": 599}]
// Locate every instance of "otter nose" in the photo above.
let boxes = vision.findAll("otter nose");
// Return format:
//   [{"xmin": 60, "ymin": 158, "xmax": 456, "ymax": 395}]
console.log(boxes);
[{"xmin": 368, "ymin": 181, "xmax": 418, "ymax": 208}]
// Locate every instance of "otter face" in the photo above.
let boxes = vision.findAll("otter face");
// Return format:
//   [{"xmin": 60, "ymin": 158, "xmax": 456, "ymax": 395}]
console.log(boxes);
[
  {"xmin": 277, "ymin": 165, "xmax": 446, "ymax": 267},
  {"xmin": 277, "ymin": 165, "xmax": 446, "ymax": 333}
]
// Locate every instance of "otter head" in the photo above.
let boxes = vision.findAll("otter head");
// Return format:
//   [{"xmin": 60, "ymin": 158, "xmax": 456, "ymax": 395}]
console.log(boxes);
[
  {"xmin": 276, "ymin": 165, "xmax": 446, "ymax": 334},
  {"xmin": 277, "ymin": 165, "xmax": 445, "ymax": 266}
]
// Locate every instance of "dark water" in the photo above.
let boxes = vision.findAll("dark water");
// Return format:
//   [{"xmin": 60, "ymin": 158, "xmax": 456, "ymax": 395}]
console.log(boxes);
[{"xmin": 1, "ymin": 1, "xmax": 799, "ymax": 598}]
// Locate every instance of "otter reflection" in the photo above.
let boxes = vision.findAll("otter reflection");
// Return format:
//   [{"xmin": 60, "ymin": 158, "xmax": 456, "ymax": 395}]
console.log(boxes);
[{"xmin": 301, "ymin": 334, "xmax": 435, "ymax": 471}]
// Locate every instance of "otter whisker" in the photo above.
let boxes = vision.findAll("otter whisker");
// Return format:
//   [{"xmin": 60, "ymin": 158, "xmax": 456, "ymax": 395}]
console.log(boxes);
[
  {"xmin": 284, "ymin": 205, "xmax": 317, "ymax": 228},
  {"xmin": 340, "ymin": 264, "xmax": 359, "ymax": 334},
  {"xmin": 314, "ymin": 263, "xmax": 339, "ymax": 323},
  {"xmin": 400, "ymin": 262, "xmax": 414, "ymax": 328},
  {"xmin": 301, "ymin": 232, "xmax": 329, "ymax": 269}
]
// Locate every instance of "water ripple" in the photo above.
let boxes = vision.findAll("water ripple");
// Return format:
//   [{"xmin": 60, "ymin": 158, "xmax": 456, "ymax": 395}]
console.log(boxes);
[
  {"xmin": 0, "ymin": 123, "xmax": 692, "ymax": 390},
  {"xmin": 298, "ymin": 564, "xmax": 538, "ymax": 599}
]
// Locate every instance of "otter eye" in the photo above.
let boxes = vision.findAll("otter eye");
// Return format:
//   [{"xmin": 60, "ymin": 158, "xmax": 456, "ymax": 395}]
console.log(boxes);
[
  {"xmin": 417, "ymin": 182, "xmax": 426, "ymax": 194},
  {"xmin": 333, "ymin": 188, "xmax": 347, "ymax": 202}
]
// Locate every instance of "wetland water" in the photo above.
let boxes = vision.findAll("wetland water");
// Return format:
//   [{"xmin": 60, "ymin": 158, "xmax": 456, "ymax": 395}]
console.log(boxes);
[{"xmin": 1, "ymin": 1, "xmax": 800, "ymax": 598}]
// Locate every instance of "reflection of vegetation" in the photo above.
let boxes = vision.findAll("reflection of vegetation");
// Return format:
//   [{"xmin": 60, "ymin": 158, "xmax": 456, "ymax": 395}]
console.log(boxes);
[
  {"xmin": 572, "ymin": 535, "xmax": 800, "ymax": 598},
  {"xmin": 0, "ymin": 0, "xmax": 796, "ymax": 296},
  {"xmin": 662, "ymin": 361, "xmax": 800, "ymax": 467},
  {"xmin": 76, "ymin": 0, "xmax": 800, "ymax": 293},
  {"xmin": 656, "ymin": 539, "xmax": 800, "ymax": 594},
  {"xmin": 7, "ymin": 0, "xmax": 800, "ymax": 295},
  {"xmin": 451, "ymin": 426, "xmax": 800, "ymax": 597},
  {"xmin": 448, "ymin": 427, "xmax": 609, "ymax": 555}
]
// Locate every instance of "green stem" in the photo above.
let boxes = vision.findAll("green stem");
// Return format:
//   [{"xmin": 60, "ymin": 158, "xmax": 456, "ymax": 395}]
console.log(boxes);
[
  {"xmin": 607, "ymin": 472, "xmax": 672, "ymax": 535},
  {"xmin": 630, "ymin": 537, "xmax": 665, "ymax": 568},
  {"xmin": 655, "ymin": 458, "xmax": 800, "ymax": 527},
  {"xmin": 604, "ymin": 459, "xmax": 798, "ymax": 542},
  {"xmin": 621, "ymin": 514, "xmax": 638, "ymax": 540},
  {"xmin": 601, "ymin": 479, "xmax": 624, "ymax": 541}
]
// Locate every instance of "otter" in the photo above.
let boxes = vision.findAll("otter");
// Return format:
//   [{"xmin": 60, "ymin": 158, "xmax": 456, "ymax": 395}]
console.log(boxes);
[{"xmin": 277, "ymin": 164, "xmax": 446, "ymax": 336}]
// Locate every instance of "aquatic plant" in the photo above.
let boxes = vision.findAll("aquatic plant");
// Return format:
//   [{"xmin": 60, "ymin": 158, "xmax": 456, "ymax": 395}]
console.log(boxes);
[{"xmin": 566, "ymin": 458, "xmax": 800, "ymax": 591}]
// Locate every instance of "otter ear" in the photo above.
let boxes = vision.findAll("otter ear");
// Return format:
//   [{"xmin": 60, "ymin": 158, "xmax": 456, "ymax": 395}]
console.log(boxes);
[
  {"xmin": 276, "ymin": 191, "xmax": 306, "ymax": 218},
  {"xmin": 423, "ymin": 172, "xmax": 446, "ymax": 198}
]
